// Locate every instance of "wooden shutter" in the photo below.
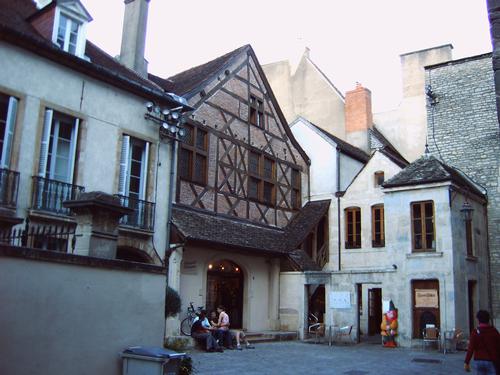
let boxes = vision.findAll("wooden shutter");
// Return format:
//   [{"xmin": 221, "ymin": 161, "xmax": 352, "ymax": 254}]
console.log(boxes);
[
  {"xmin": 67, "ymin": 118, "xmax": 79, "ymax": 183},
  {"xmin": 0, "ymin": 97, "xmax": 18, "ymax": 168},
  {"xmin": 38, "ymin": 109, "xmax": 53, "ymax": 177},
  {"xmin": 118, "ymin": 135, "xmax": 130, "ymax": 196},
  {"xmin": 139, "ymin": 141, "xmax": 149, "ymax": 200}
]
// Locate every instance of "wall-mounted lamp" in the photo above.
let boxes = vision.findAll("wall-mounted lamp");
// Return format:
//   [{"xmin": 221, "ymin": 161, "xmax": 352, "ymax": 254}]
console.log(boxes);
[
  {"xmin": 460, "ymin": 199, "xmax": 474, "ymax": 221},
  {"xmin": 426, "ymin": 85, "xmax": 439, "ymax": 106}
]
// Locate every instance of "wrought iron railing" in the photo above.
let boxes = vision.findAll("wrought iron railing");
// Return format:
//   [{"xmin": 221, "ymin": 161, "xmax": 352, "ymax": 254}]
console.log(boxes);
[
  {"xmin": 31, "ymin": 176, "xmax": 84, "ymax": 215},
  {"xmin": 0, "ymin": 168, "xmax": 20, "ymax": 208},
  {"xmin": 0, "ymin": 218, "xmax": 77, "ymax": 253},
  {"xmin": 115, "ymin": 195, "xmax": 155, "ymax": 231}
]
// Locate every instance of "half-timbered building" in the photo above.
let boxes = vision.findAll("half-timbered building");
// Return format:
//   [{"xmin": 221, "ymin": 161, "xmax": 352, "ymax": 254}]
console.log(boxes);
[{"xmin": 149, "ymin": 45, "xmax": 328, "ymax": 333}]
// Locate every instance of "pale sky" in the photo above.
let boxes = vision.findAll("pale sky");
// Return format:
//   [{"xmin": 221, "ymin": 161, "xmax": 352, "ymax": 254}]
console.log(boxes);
[{"xmin": 82, "ymin": 0, "xmax": 492, "ymax": 112}]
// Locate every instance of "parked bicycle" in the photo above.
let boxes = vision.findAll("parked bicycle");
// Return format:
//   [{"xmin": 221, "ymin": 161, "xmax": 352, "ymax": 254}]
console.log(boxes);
[{"xmin": 180, "ymin": 302, "xmax": 204, "ymax": 336}]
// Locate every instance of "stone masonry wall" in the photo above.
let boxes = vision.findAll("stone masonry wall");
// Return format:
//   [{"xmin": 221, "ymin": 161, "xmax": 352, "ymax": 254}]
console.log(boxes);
[{"xmin": 426, "ymin": 54, "xmax": 500, "ymax": 323}]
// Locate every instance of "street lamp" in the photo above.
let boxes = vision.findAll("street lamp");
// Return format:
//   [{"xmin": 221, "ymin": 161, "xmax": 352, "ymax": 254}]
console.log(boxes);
[
  {"xmin": 144, "ymin": 96, "xmax": 192, "ymax": 336},
  {"xmin": 460, "ymin": 199, "xmax": 474, "ymax": 221}
]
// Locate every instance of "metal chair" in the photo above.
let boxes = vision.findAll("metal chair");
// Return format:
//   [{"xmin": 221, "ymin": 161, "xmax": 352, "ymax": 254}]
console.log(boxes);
[
  {"xmin": 335, "ymin": 325, "xmax": 353, "ymax": 344},
  {"xmin": 422, "ymin": 326, "xmax": 440, "ymax": 351},
  {"xmin": 308, "ymin": 322, "xmax": 325, "ymax": 343},
  {"xmin": 443, "ymin": 329, "xmax": 463, "ymax": 354}
]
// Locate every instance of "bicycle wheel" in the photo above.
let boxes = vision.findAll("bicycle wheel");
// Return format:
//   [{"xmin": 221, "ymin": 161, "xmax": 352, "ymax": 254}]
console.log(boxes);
[{"xmin": 180, "ymin": 317, "xmax": 192, "ymax": 336}]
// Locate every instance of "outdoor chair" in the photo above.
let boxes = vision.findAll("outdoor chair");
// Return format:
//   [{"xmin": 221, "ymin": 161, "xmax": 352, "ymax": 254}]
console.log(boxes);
[
  {"xmin": 308, "ymin": 322, "xmax": 325, "ymax": 344},
  {"xmin": 422, "ymin": 326, "xmax": 440, "ymax": 351},
  {"xmin": 443, "ymin": 328, "xmax": 464, "ymax": 354},
  {"xmin": 335, "ymin": 325, "xmax": 353, "ymax": 344}
]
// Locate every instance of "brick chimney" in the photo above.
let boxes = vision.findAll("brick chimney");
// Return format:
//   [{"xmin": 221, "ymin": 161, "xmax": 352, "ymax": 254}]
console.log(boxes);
[
  {"xmin": 345, "ymin": 83, "xmax": 373, "ymax": 152},
  {"xmin": 120, "ymin": 0, "xmax": 150, "ymax": 78}
]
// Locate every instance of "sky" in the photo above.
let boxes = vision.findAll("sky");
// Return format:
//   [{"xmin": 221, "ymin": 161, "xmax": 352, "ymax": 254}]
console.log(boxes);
[{"xmin": 82, "ymin": 0, "xmax": 492, "ymax": 113}]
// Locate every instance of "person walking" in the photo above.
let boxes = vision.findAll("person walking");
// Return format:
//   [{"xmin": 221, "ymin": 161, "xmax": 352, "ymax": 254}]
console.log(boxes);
[{"xmin": 464, "ymin": 310, "xmax": 500, "ymax": 374}]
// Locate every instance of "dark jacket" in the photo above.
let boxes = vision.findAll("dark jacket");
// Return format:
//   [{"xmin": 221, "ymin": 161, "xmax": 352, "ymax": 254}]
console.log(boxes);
[{"xmin": 464, "ymin": 325, "xmax": 500, "ymax": 364}]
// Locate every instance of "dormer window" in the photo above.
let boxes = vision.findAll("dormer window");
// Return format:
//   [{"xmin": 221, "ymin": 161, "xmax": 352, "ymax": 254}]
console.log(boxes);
[
  {"xmin": 56, "ymin": 13, "xmax": 81, "ymax": 55},
  {"xmin": 29, "ymin": 1, "xmax": 92, "ymax": 58}
]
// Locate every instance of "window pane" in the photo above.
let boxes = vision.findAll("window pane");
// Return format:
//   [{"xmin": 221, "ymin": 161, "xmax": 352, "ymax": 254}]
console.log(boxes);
[
  {"xmin": 196, "ymin": 129, "xmax": 207, "ymax": 150},
  {"xmin": 249, "ymin": 152, "xmax": 259, "ymax": 174},
  {"xmin": 292, "ymin": 169, "xmax": 300, "ymax": 188},
  {"xmin": 413, "ymin": 219, "xmax": 422, "ymax": 234},
  {"xmin": 424, "ymin": 202, "xmax": 433, "ymax": 217},
  {"xmin": 412, "ymin": 204, "xmax": 421, "ymax": 219},
  {"xmin": 194, "ymin": 154, "xmax": 206, "ymax": 183},
  {"xmin": 178, "ymin": 148, "xmax": 191, "ymax": 180},
  {"xmin": 249, "ymin": 107, "xmax": 257, "ymax": 125},
  {"xmin": 183, "ymin": 125, "xmax": 194, "ymax": 146},
  {"xmin": 263, "ymin": 182, "xmax": 273, "ymax": 204},
  {"xmin": 56, "ymin": 15, "xmax": 67, "ymax": 49},
  {"xmin": 263, "ymin": 157, "xmax": 274, "ymax": 179},
  {"xmin": 248, "ymin": 177, "xmax": 259, "ymax": 199}
]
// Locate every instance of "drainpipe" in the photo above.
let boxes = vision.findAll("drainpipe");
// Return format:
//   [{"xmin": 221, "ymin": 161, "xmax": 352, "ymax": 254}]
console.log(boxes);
[
  {"xmin": 484, "ymin": 203, "xmax": 493, "ymax": 320},
  {"xmin": 336, "ymin": 148, "xmax": 341, "ymax": 271}
]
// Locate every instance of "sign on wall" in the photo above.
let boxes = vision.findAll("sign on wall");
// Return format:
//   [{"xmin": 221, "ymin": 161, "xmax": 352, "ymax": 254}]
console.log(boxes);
[
  {"xmin": 415, "ymin": 289, "xmax": 439, "ymax": 308},
  {"xmin": 330, "ymin": 291, "xmax": 351, "ymax": 309}
]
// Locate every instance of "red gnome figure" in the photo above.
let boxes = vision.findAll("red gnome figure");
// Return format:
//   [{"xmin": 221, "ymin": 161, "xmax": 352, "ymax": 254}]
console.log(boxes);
[{"xmin": 380, "ymin": 300, "xmax": 398, "ymax": 348}]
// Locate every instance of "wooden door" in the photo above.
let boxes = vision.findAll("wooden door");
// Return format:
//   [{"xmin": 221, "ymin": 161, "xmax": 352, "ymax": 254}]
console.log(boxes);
[
  {"xmin": 468, "ymin": 280, "xmax": 476, "ymax": 333},
  {"xmin": 368, "ymin": 288, "xmax": 382, "ymax": 335},
  {"xmin": 412, "ymin": 280, "xmax": 440, "ymax": 338}
]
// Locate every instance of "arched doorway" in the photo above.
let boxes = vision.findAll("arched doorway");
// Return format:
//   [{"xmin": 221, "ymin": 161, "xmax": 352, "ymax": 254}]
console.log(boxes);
[{"xmin": 206, "ymin": 259, "xmax": 244, "ymax": 329}]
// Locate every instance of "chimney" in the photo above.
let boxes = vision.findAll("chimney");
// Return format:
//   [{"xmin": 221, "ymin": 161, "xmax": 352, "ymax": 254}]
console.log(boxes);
[
  {"xmin": 120, "ymin": 0, "xmax": 150, "ymax": 78},
  {"xmin": 345, "ymin": 83, "xmax": 373, "ymax": 152}
]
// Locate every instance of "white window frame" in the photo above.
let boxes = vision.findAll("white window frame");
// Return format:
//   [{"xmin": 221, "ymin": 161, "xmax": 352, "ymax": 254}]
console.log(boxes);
[
  {"xmin": 0, "ymin": 95, "xmax": 18, "ymax": 169},
  {"xmin": 118, "ymin": 135, "xmax": 150, "ymax": 201},
  {"xmin": 38, "ymin": 109, "xmax": 79, "ymax": 184},
  {"xmin": 52, "ymin": 7, "xmax": 87, "ymax": 58}
]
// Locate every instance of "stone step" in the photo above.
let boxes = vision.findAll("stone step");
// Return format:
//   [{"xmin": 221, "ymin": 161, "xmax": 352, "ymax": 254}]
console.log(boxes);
[{"xmin": 245, "ymin": 331, "xmax": 298, "ymax": 343}]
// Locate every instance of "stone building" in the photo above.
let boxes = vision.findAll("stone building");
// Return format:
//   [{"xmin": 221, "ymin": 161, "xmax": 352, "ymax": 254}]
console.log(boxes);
[
  {"xmin": 0, "ymin": 0, "xmax": 184, "ymax": 373},
  {"xmin": 424, "ymin": 53, "xmax": 500, "ymax": 326}
]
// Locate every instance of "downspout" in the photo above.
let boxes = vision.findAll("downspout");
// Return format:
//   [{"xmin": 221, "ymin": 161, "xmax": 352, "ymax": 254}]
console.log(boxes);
[
  {"xmin": 336, "ymin": 148, "xmax": 341, "ymax": 271},
  {"xmin": 164, "ymin": 139, "xmax": 179, "ymax": 264},
  {"xmin": 484, "ymin": 203, "xmax": 493, "ymax": 319}
]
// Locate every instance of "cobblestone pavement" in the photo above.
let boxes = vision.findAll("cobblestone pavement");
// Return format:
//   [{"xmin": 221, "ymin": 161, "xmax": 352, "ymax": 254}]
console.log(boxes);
[{"xmin": 188, "ymin": 341, "xmax": 466, "ymax": 374}]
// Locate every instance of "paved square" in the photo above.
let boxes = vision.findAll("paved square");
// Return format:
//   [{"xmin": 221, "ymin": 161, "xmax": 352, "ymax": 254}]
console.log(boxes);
[{"xmin": 188, "ymin": 341, "xmax": 466, "ymax": 374}]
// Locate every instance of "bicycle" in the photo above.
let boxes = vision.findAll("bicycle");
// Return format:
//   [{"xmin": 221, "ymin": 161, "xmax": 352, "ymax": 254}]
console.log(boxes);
[{"xmin": 180, "ymin": 302, "xmax": 204, "ymax": 336}]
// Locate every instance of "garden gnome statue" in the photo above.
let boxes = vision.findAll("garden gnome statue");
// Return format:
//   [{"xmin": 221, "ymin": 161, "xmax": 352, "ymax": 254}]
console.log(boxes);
[{"xmin": 380, "ymin": 300, "xmax": 398, "ymax": 347}]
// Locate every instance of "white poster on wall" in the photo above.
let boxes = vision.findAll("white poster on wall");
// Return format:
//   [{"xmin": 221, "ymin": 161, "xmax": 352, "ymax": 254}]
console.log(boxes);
[
  {"xmin": 383, "ymin": 299, "xmax": 390, "ymax": 313},
  {"xmin": 330, "ymin": 291, "xmax": 351, "ymax": 309}
]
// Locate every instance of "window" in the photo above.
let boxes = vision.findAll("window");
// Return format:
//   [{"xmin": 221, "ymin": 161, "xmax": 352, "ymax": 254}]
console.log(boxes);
[
  {"xmin": 118, "ymin": 135, "xmax": 150, "ymax": 200},
  {"xmin": 345, "ymin": 207, "xmax": 361, "ymax": 248},
  {"xmin": 374, "ymin": 171, "xmax": 384, "ymax": 186},
  {"xmin": 0, "ymin": 93, "xmax": 18, "ymax": 169},
  {"xmin": 178, "ymin": 124, "xmax": 208, "ymax": 185},
  {"xmin": 55, "ymin": 13, "xmax": 82, "ymax": 55},
  {"xmin": 465, "ymin": 219, "xmax": 473, "ymax": 257},
  {"xmin": 247, "ymin": 151, "xmax": 275, "ymax": 205},
  {"xmin": 38, "ymin": 109, "xmax": 79, "ymax": 183},
  {"xmin": 249, "ymin": 95, "xmax": 265, "ymax": 128},
  {"xmin": 411, "ymin": 201, "xmax": 435, "ymax": 251},
  {"xmin": 291, "ymin": 168, "xmax": 301, "ymax": 209},
  {"xmin": 371, "ymin": 205, "xmax": 385, "ymax": 247}
]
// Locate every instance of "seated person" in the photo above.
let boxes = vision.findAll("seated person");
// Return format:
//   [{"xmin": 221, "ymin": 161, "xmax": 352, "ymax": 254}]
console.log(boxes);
[
  {"xmin": 193, "ymin": 309, "xmax": 211, "ymax": 329},
  {"xmin": 210, "ymin": 306, "xmax": 234, "ymax": 349},
  {"xmin": 230, "ymin": 329, "xmax": 255, "ymax": 350},
  {"xmin": 190, "ymin": 311, "xmax": 223, "ymax": 352}
]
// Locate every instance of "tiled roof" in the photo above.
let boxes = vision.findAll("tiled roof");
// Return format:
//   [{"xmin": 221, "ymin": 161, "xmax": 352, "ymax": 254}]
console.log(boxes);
[
  {"xmin": 171, "ymin": 205, "xmax": 287, "ymax": 255},
  {"xmin": 383, "ymin": 155, "xmax": 485, "ymax": 197},
  {"xmin": 370, "ymin": 126, "xmax": 409, "ymax": 168},
  {"xmin": 310, "ymin": 123, "xmax": 370, "ymax": 163},
  {"xmin": 0, "ymin": 0, "xmax": 180, "ymax": 105},
  {"xmin": 153, "ymin": 45, "xmax": 250, "ymax": 98},
  {"xmin": 172, "ymin": 200, "xmax": 331, "ymax": 271}
]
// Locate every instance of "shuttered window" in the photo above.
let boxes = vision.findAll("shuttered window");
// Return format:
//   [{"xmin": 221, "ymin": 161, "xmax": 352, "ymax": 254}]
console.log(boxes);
[
  {"xmin": 118, "ymin": 135, "xmax": 149, "ymax": 200},
  {"xmin": 0, "ymin": 94, "xmax": 18, "ymax": 169},
  {"xmin": 178, "ymin": 124, "xmax": 208, "ymax": 185},
  {"xmin": 411, "ymin": 201, "xmax": 435, "ymax": 251},
  {"xmin": 345, "ymin": 207, "xmax": 361, "ymax": 249}
]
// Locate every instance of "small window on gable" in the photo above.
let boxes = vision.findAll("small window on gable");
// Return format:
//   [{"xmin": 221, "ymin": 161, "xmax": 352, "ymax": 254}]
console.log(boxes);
[
  {"xmin": 51, "ymin": 4, "xmax": 90, "ymax": 58},
  {"xmin": 249, "ymin": 95, "xmax": 265, "ymax": 128},
  {"xmin": 374, "ymin": 171, "xmax": 384, "ymax": 187}
]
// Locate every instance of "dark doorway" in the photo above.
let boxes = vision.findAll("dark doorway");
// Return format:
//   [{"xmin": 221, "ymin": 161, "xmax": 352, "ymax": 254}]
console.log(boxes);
[
  {"xmin": 412, "ymin": 280, "xmax": 440, "ymax": 338},
  {"xmin": 468, "ymin": 280, "xmax": 476, "ymax": 333},
  {"xmin": 368, "ymin": 288, "xmax": 382, "ymax": 335},
  {"xmin": 206, "ymin": 259, "xmax": 244, "ymax": 329},
  {"xmin": 308, "ymin": 285, "xmax": 325, "ymax": 323}
]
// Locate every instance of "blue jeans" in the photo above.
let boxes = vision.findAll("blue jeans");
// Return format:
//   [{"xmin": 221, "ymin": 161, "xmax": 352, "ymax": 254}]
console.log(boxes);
[{"xmin": 473, "ymin": 360, "xmax": 496, "ymax": 375}]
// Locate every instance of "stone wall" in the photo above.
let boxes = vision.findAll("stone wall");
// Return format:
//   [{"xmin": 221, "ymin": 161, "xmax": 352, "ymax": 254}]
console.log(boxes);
[{"xmin": 425, "ymin": 54, "xmax": 500, "ymax": 324}]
